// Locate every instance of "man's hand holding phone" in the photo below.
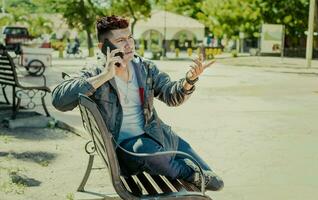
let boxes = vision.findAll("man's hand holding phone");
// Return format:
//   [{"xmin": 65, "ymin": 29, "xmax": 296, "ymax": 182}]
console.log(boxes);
[
  {"xmin": 87, "ymin": 46, "xmax": 124, "ymax": 90},
  {"xmin": 102, "ymin": 46, "xmax": 124, "ymax": 80}
]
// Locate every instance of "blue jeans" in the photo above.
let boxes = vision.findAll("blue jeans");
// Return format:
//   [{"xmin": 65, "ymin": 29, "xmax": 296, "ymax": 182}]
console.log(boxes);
[{"xmin": 116, "ymin": 134, "xmax": 211, "ymax": 180}]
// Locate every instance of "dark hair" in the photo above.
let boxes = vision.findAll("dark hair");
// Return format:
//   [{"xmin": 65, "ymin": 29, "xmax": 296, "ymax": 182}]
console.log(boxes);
[{"xmin": 96, "ymin": 15, "xmax": 129, "ymax": 43}]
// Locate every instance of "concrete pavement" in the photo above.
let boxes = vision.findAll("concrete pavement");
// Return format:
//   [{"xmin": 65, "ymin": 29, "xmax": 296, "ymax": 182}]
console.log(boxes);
[{"xmin": 15, "ymin": 55, "xmax": 318, "ymax": 200}]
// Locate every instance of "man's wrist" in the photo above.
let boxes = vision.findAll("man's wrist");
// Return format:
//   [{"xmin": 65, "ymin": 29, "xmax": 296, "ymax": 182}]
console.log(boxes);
[
  {"xmin": 181, "ymin": 78, "xmax": 195, "ymax": 95},
  {"xmin": 185, "ymin": 75, "xmax": 199, "ymax": 85}
]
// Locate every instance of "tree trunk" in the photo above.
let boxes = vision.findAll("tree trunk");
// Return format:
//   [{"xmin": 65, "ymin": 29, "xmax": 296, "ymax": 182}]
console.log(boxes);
[
  {"xmin": 131, "ymin": 18, "xmax": 137, "ymax": 35},
  {"xmin": 86, "ymin": 29, "xmax": 94, "ymax": 57}
]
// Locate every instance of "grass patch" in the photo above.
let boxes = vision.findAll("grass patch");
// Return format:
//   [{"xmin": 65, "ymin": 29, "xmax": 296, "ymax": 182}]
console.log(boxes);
[
  {"xmin": 0, "ymin": 181, "xmax": 26, "ymax": 194},
  {"xmin": 66, "ymin": 192, "xmax": 74, "ymax": 200},
  {"xmin": 0, "ymin": 135, "xmax": 12, "ymax": 144}
]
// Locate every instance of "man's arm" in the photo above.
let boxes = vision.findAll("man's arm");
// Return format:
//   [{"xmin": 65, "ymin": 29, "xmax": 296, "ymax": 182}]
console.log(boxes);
[
  {"xmin": 52, "ymin": 47, "xmax": 122, "ymax": 112},
  {"xmin": 151, "ymin": 63, "xmax": 195, "ymax": 107},
  {"xmin": 150, "ymin": 55, "xmax": 215, "ymax": 107},
  {"xmin": 52, "ymin": 68, "xmax": 99, "ymax": 112}
]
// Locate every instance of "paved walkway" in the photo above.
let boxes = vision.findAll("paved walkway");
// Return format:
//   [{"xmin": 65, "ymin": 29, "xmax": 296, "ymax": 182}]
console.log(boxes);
[{"xmin": 4, "ymin": 54, "xmax": 318, "ymax": 200}]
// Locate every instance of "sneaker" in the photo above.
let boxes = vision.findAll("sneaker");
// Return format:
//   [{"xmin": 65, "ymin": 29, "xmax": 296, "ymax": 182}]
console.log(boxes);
[{"xmin": 188, "ymin": 170, "xmax": 224, "ymax": 191}]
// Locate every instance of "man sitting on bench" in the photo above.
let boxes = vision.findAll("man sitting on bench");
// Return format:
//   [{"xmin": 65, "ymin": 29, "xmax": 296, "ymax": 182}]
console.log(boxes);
[{"xmin": 52, "ymin": 15, "xmax": 224, "ymax": 191}]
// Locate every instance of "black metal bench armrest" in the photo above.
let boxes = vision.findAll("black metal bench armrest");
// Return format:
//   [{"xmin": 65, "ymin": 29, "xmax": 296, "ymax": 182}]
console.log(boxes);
[
  {"xmin": 40, "ymin": 75, "xmax": 47, "ymax": 87},
  {"xmin": 116, "ymin": 143, "xmax": 206, "ymax": 194},
  {"xmin": 62, "ymin": 72, "xmax": 71, "ymax": 80}
]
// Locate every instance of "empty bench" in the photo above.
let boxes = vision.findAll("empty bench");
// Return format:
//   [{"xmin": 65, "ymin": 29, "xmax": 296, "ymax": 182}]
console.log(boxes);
[{"xmin": 0, "ymin": 44, "xmax": 50, "ymax": 119}]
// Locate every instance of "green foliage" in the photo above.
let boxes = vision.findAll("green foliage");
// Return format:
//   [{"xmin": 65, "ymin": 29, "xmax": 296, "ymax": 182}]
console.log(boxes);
[
  {"xmin": 66, "ymin": 192, "xmax": 74, "ymax": 200},
  {"xmin": 231, "ymin": 50, "xmax": 238, "ymax": 57},
  {"xmin": 155, "ymin": 0, "xmax": 310, "ymax": 42},
  {"xmin": 0, "ymin": 181, "xmax": 26, "ymax": 194},
  {"xmin": 0, "ymin": 167, "xmax": 27, "ymax": 194},
  {"xmin": 258, "ymin": 0, "xmax": 309, "ymax": 37},
  {"xmin": 155, "ymin": 0, "xmax": 203, "ymax": 19},
  {"xmin": 0, "ymin": 0, "xmax": 54, "ymax": 37},
  {"xmin": 27, "ymin": 16, "xmax": 53, "ymax": 37},
  {"xmin": 37, "ymin": 0, "xmax": 151, "ymax": 56},
  {"xmin": 108, "ymin": 0, "xmax": 151, "ymax": 34},
  {"xmin": 200, "ymin": 0, "xmax": 263, "ymax": 39}
]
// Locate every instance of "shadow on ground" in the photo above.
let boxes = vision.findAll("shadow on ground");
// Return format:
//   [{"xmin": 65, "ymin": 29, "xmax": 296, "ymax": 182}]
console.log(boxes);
[
  {"xmin": 0, "ymin": 126, "xmax": 69, "ymax": 140},
  {"xmin": 0, "ymin": 151, "xmax": 56, "ymax": 166}
]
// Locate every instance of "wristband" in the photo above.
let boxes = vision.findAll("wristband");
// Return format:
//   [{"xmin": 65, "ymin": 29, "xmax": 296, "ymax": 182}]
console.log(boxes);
[{"xmin": 185, "ymin": 75, "xmax": 199, "ymax": 85}]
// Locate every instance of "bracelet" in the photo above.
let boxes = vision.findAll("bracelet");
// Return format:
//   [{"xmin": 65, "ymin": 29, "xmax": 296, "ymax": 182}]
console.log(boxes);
[{"xmin": 185, "ymin": 75, "xmax": 199, "ymax": 85}]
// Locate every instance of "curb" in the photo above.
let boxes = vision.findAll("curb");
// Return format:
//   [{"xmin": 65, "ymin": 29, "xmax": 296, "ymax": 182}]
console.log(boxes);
[{"xmin": 55, "ymin": 119, "xmax": 86, "ymax": 137}]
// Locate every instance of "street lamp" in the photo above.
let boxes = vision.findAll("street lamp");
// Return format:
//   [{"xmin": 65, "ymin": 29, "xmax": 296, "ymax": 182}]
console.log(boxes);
[
  {"xmin": 2, "ymin": 0, "xmax": 5, "ymax": 14},
  {"xmin": 162, "ymin": 5, "xmax": 167, "ymax": 58},
  {"xmin": 305, "ymin": 0, "xmax": 316, "ymax": 68}
]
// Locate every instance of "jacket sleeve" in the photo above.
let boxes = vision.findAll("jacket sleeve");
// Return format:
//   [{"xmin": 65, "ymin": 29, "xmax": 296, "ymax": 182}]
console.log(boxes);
[
  {"xmin": 51, "ymin": 68, "xmax": 98, "ymax": 112},
  {"xmin": 151, "ymin": 62, "xmax": 195, "ymax": 107}
]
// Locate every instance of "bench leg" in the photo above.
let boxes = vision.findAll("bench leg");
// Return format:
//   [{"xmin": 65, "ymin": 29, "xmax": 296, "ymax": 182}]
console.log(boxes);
[
  {"xmin": 41, "ymin": 94, "xmax": 50, "ymax": 117},
  {"xmin": 1, "ymin": 85, "xmax": 10, "ymax": 104},
  {"xmin": 11, "ymin": 86, "xmax": 17, "ymax": 119},
  {"xmin": 77, "ymin": 154, "xmax": 95, "ymax": 192}
]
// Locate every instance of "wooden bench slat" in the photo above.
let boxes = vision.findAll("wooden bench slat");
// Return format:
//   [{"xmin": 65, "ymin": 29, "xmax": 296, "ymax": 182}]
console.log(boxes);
[
  {"xmin": 167, "ymin": 178, "xmax": 185, "ymax": 192},
  {"xmin": 0, "ymin": 56, "xmax": 9, "ymax": 60},
  {"xmin": 124, "ymin": 176, "xmax": 142, "ymax": 196},
  {"xmin": 136, "ymin": 173, "xmax": 160, "ymax": 195},
  {"xmin": 0, "ymin": 61, "xmax": 11, "ymax": 65},
  {"xmin": 179, "ymin": 179, "xmax": 200, "ymax": 192},
  {"xmin": 0, "ymin": 80, "xmax": 15, "ymax": 85},
  {"xmin": 0, "ymin": 75, "xmax": 14, "ymax": 81},
  {"xmin": 0, "ymin": 66, "xmax": 13, "ymax": 71},
  {"xmin": 120, "ymin": 176, "xmax": 132, "ymax": 193},
  {"xmin": 156, "ymin": 175, "xmax": 178, "ymax": 193},
  {"xmin": 144, "ymin": 173, "xmax": 163, "ymax": 193},
  {"xmin": 151, "ymin": 175, "xmax": 175, "ymax": 193},
  {"xmin": 132, "ymin": 175, "xmax": 149, "ymax": 195},
  {"xmin": 0, "ymin": 71, "xmax": 13, "ymax": 76}
]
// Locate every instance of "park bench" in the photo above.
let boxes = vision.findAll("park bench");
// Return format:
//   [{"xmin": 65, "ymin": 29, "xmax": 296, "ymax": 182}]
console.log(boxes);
[
  {"xmin": 77, "ymin": 94, "xmax": 212, "ymax": 200},
  {"xmin": 0, "ymin": 44, "xmax": 51, "ymax": 119}
]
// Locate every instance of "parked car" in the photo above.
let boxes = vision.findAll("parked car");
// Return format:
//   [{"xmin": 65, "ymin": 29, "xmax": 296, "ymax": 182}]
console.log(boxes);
[{"xmin": 0, "ymin": 26, "xmax": 33, "ymax": 53}]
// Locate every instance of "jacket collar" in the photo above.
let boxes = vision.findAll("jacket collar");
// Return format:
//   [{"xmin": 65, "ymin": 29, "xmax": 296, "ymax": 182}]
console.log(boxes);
[{"xmin": 98, "ymin": 54, "xmax": 147, "ymax": 97}]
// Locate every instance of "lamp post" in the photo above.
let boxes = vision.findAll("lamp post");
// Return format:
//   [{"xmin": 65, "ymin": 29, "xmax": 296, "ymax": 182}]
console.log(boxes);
[
  {"xmin": 2, "ymin": 0, "xmax": 5, "ymax": 14},
  {"xmin": 162, "ymin": 7, "xmax": 167, "ymax": 58},
  {"xmin": 306, "ymin": 0, "xmax": 316, "ymax": 68}
]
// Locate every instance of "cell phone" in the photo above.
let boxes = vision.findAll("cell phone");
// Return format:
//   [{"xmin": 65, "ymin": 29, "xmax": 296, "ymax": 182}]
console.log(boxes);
[{"xmin": 101, "ymin": 39, "xmax": 124, "ymax": 67}]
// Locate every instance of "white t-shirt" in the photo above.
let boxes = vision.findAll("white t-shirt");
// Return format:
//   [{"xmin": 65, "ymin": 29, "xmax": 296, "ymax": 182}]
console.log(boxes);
[{"xmin": 114, "ymin": 62, "xmax": 145, "ymax": 144}]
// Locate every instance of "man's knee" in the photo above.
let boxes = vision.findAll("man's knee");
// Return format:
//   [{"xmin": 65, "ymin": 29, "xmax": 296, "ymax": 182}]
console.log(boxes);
[
  {"xmin": 133, "ymin": 137, "xmax": 163, "ymax": 154},
  {"xmin": 143, "ymin": 155, "xmax": 179, "ymax": 179}
]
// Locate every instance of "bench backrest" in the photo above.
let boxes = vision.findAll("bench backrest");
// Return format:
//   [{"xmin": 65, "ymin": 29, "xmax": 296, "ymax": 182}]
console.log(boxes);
[
  {"xmin": 0, "ymin": 45, "xmax": 18, "ymax": 86},
  {"xmin": 78, "ymin": 94, "xmax": 136, "ymax": 199},
  {"xmin": 78, "ymin": 94, "xmax": 212, "ymax": 200}
]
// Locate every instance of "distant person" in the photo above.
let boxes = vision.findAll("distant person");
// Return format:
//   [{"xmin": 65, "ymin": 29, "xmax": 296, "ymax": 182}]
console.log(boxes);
[
  {"xmin": 73, "ymin": 37, "xmax": 80, "ymax": 52},
  {"xmin": 66, "ymin": 38, "xmax": 72, "ymax": 54}
]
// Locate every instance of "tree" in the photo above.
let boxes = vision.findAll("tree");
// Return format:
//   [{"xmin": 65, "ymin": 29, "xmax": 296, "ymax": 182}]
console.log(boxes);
[
  {"xmin": 257, "ymin": 0, "xmax": 309, "ymax": 46},
  {"xmin": 0, "ymin": 0, "xmax": 54, "ymax": 37},
  {"xmin": 154, "ymin": 0, "xmax": 204, "ymax": 20},
  {"xmin": 100, "ymin": 0, "xmax": 151, "ymax": 34},
  {"xmin": 27, "ymin": 16, "xmax": 53, "ymax": 38},
  {"xmin": 156, "ymin": 0, "xmax": 310, "ymax": 46},
  {"xmin": 37, "ymin": 0, "xmax": 100, "ymax": 57},
  {"xmin": 37, "ymin": 0, "xmax": 151, "ymax": 56},
  {"xmin": 199, "ymin": 0, "xmax": 262, "ymax": 39}
]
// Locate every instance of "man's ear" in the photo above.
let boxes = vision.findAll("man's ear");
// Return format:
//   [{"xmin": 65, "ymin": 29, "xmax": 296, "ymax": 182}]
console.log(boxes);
[{"xmin": 97, "ymin": 42, "xmax": 103, "ymax": 50}]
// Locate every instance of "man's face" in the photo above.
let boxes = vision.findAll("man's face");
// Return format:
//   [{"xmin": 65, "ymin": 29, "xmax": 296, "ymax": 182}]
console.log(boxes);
[{"xmin": 107, "ymin": 28, "xmax": 135, "ymax": 62}]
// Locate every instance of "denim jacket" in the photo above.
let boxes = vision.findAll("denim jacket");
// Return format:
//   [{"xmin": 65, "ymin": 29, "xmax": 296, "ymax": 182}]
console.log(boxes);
[{"xmin": 52, "ymin": 55, "xmax": 195, "ymax": 150}]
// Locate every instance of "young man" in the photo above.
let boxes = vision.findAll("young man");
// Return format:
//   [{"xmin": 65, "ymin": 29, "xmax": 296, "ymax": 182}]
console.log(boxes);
[{"xmin": 52, "ymin": 16, "xmax": 223, "ymax": 191}]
